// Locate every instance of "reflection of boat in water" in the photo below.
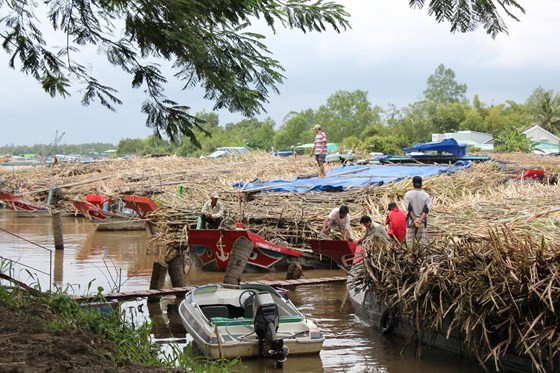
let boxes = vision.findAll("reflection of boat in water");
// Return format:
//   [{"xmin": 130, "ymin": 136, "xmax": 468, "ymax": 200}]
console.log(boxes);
[
  {"xmin": 346, "ymin": 264, "xmax": 541, "ymax": 373},
  {"xmin": 178, "ymin": 283, "xmax": 324, "ymax": 366},
  {"xmin": 188, "ymin": 229, "xmax": 335, "ymax": 272},
  {"xmin": 0, "ymin": 192, "xmax": 51, "ymax": 217},
  {"xmin": 72, "ymin": 194, "xmax": 145, "ymax": 231}
]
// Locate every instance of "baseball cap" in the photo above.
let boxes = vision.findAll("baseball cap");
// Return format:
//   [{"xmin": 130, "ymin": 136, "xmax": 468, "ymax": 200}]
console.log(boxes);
[
  {"xmin": 211, "ymin": 192, "xmax": 220, "ymax": 198},
  {"xmin": 412, "ymin": 176, "xmax": 422, "ymax": 187},
  {"xmin": 312, "ymin": 124, "xmax": 321, "ymax": 130}
]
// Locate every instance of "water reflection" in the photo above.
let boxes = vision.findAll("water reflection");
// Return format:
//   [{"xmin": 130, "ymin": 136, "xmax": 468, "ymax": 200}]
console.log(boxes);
[{"xmin": 0, "ymin": 210, "xmax": 479, "ymax": 372}]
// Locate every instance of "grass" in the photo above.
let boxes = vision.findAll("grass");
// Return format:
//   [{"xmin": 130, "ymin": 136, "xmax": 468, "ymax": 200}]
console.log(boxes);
[{"xmin": 0, "ymin": 271, "xmax": 246, "ymax": 372}]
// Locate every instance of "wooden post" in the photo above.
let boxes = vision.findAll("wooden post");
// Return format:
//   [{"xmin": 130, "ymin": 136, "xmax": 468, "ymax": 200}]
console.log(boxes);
[
  {"xmin": 223, "ymin": 236, "xmax": 253, "ymax": 285},
  {"xmin": 148, "ymin": 262, "xmax": 168, "ymax": 303},
  {"xmin": 286, "ymin": 262, "xmax": 303, "ymax": 280},
  {"xmin": 167, "ymin": 251, "xmax": 186, "ymax": 288},
  {"xmin": 52, "ymin": 211, "xmax": 64, "ymax": 250}
]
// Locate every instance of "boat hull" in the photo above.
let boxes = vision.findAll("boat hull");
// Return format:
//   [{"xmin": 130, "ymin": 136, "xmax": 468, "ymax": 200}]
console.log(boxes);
[
  {"xmin": 346, "ymin": 265, "xmax": 537, "ymax": 372},
  {"xmin": 188, "ymin": 229, "xmax": 305, "ymax": 272},
  {"xmin": 73, "ymin": 200, "xmax": 146, "ymax": 231},
  {"xmin": 179, "ymin": 283, "xmax": 324, "ymax": 361}
]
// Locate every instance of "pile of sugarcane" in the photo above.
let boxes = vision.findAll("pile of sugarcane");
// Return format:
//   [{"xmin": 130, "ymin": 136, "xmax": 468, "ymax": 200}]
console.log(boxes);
[{"xmin": 351, "ymin": 227, "xmax": 560, "ymax": 372}]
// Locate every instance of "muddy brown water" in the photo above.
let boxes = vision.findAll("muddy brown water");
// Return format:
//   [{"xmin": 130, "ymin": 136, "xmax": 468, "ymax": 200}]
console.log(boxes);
[{"xmin": 0, "ymin": 210, "xmax": 480, "ymax": 372}]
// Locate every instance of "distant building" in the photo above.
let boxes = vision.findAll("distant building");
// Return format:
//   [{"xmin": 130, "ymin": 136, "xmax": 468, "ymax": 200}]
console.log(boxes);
[
  {"xmin": 522, "ymin": 125, "xmax": 559, "ymax": 154},
  {"xmin": 432, "ymin": 131, "xmax": 494, "ymax": 150}
]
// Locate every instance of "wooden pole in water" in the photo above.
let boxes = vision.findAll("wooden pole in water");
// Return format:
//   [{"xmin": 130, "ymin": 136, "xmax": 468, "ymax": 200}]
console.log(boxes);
[
  {"xmin": 223, "ymin": 236, "xmax": 253, "ymax": 285},
  {"xmin": 167, "ymin": 251, "xmax": 186, "ymax": 288},
  {"xmin": 148, "ymin": 262, "xmax": 168, "ymax": 303},
  {"xmin": 52, "ymin": 211, "xmax": 64, "ymax": 250}
]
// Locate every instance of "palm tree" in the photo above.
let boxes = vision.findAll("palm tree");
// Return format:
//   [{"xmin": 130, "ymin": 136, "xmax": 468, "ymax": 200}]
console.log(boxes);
[{"xmin": 530, "ymin": 90, "xmax": 560, "ymax": 135}]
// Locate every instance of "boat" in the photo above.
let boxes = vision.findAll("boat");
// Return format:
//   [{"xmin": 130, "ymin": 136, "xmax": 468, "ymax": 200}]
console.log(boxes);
[
  {"xmin": 178, "ymin": 283, "xmax": 325, "ymax": 366},
  {"xmin": 188, "ymin": 229, "xmax": 314, "ymax": 272},
  {"xmin": 378, "ymin": 138, "xmax": 491, "ymax": 164},
  {"xmin": 309, "ymin": 239, "xmax": 361, "ymax": 268},
  {"xmin": 72, "ymin": 194, "xmax": 145, "ymax": 231},
  {"xmin": 122, "ymin": 195, "xmax": 159, "ymax": 235},
  {"xmin": 346, "ymin": 264, "xmax": 544, "ymax": 372},
  {"xmin": 0, "ymin": 192, "xmax": 51, "ymax": 217}
]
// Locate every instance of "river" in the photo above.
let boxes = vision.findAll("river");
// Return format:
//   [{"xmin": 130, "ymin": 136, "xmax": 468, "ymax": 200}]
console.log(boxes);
[{"xmin": 0, "ymin": 210, "xmax": 480, "ymax": 372}]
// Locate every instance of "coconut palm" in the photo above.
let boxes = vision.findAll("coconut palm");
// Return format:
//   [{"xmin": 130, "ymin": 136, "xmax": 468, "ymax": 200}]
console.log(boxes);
[{"xmin": 529, "ymin": 89, "xmax": 560, "ymax": 135}]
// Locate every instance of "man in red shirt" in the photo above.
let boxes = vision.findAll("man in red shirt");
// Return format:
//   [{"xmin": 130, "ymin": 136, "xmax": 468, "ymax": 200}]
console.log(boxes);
[{"xmin": 385, "ymin": 202, "xmax": 407, "ymax": 243}]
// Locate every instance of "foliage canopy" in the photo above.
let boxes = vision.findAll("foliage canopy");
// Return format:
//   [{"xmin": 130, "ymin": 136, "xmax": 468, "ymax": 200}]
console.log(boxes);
[{"xmin": 1, "ymin": 1, "xmax": 526, "ymax": 147}]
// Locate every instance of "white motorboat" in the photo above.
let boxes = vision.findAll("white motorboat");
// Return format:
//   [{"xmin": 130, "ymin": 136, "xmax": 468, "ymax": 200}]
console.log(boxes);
[{"xmin": 178, "ymin": 283, "xmax": 325, "ymax": 366}]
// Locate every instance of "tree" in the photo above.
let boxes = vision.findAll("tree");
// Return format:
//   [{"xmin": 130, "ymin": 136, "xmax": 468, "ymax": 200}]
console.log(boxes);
[
  {"xmin": 273, "ymin": 112, "xmax": 314, "ymax": 150},
  {"xmin": 1, "ymin": 1, "xmax": 350, "ymax": 145},
  {"xmin": 525, "ymin": 87, "xmax": 560, "ymax": 135},
  {"xmin": 423, "ymin": 64, "xmax": 468, "ymax": 105},
  {"xmin": 409, "ymin": 0, "xmax": 525, "ymax": 38},
  {"xmin": 1, "ymin": 0, "xmax": 525, "ymax": 145},
  {"xmin": 314, "ymin": 90, "xmax": 382, "ymax": 143},
  {"xmin": 495, "ymin": 126, "xmax": 536, "ymax": 152}
]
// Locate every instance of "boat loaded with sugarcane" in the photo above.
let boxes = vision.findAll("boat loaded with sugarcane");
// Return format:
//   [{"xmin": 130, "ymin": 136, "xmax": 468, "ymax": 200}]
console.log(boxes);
[{"xmin": 347, "ymin": 232, "xmax": 560, "ymax": 373}]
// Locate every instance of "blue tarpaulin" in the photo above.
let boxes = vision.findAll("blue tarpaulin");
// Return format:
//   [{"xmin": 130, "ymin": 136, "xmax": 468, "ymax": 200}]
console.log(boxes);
[
  {"xmin": 403, "ymin": 138, "xmax": 467, "ymax": 157},
  {"xmin": 235, "ymin": 162, "xmax": 471, "ymax": 193}
]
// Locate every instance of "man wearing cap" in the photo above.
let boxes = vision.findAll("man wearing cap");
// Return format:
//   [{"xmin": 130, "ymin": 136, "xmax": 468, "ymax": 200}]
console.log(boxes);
[
  {"xmin": 200, "ymin": 192, "xmax": 225, "ymax": 229},
  {"xmin": 310, "ymin": 124, "xmax": 327, "ymax": 177},
  {"xmin": 404, "ymin": 176, "xmax": 431, "ymax": 243}
]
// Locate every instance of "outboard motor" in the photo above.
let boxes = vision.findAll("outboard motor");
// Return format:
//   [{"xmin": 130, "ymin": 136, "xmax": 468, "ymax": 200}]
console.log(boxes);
[{"xmin": 253, "ymin": 292, "xmax": 289, "ymax": 366}]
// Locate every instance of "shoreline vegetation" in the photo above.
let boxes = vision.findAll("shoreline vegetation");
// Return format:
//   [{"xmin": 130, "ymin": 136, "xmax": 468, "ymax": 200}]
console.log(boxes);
[
  {"xmin": 2, "ymin": 152, "xmax": 560, "ymax": 371},
  {"xmin": 0, "ymin": 273, "xmax": 244, "ymax": 372}
]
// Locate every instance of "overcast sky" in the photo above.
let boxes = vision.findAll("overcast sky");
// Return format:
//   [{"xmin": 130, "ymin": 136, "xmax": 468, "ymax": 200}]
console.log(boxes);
[{"xmin": 1, "ymin": 0, "xmax": 559, "ymax": 147}]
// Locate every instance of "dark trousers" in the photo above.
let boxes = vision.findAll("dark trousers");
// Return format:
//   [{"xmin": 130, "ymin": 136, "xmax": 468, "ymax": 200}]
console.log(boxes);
[{"xmin": 200, "ymin": 214, "xmax": 223, "ymax": 229}]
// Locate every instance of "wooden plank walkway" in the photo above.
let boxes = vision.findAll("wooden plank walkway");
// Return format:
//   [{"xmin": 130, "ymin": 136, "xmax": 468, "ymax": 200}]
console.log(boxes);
[{"xmin": 74, "ymin": 276, "xmax": 347, "ymax": 302}]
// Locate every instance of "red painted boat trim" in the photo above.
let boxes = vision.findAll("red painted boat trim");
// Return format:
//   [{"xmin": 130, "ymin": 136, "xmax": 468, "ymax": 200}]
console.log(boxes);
[{"xmin": 309, "ymin": 239, "xmax": 360, "ymax": 268}]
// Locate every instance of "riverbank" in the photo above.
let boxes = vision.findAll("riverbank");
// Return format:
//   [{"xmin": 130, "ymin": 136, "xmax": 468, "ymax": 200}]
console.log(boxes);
[{"xmin": 0, "ymin": 280, "xmax": 241, "ymax": 372}]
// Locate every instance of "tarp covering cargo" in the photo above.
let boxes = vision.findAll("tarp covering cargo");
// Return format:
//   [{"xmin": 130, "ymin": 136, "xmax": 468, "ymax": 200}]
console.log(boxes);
[
  {"xmin": 403, "ymin": 138, "xmax": 467, "ymax": 157},
  {"xmin": 235, "ymin": 162, "xmax": 471, "ymax": 193}
]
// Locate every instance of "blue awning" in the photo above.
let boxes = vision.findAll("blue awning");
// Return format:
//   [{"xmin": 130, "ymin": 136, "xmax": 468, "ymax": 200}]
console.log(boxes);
[{"xmin": 403, "ymin": 138, "xmax": 467, "ymax": 157}]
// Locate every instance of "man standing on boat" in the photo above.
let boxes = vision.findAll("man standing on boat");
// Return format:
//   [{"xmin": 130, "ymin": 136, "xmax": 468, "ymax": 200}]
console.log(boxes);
[
  {"xmin": 309, "ymin": 124, "xmax": 327, "ymax": 178},
  {"xmin": 322, "ymin": 205, "xmax": 351, "ymax": 241},
  {"xmin": 404, "ymin": 176, "xmax": 431, "ymax": 244},
  {"xmin": 200, "ymin": 192, "xmax": 224, "ymax": 229}
]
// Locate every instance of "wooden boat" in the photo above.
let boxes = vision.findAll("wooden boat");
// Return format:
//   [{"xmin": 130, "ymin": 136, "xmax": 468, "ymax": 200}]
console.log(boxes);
[
  {"xmin": 379, "ymin": 138, "xmax": 491, "ymax": 164},
  {"xmin": 309, "ymin": 239, "xmax": 361, "ymax": 268},
  {"xmin": 122, "ymin": 195, "xmax": 159, "ymax": 235},
  {"xmin": 0, "ymin": 192, "xmax": 51, "ymax": 217},
  {"xmin": 178, "ymin": 283, "xmax": 324, "ymax": 366},
  {"xmin": 188, "ymin": 229, "xmax": 310, "ymax": 272},
  {"xmin": 346, "ymin": 264, "xmax": 543, "ymax": 372},
  {"xmin": 188, "ymin": 228, "xmax": 338, "ymax": 272},
  {"xmin": 72, "ymin": 194, "xmax": 145, "ymax": 231}
]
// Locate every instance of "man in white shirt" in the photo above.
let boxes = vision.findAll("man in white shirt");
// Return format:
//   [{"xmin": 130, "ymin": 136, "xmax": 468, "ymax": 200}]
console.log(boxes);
[
  {"xmin": 322, "ymin": 205, "xmax": 351, "ymax": 240},
  {"xmin": 200, "ymin": 192, "xmax": 225, "ymax": 229}
]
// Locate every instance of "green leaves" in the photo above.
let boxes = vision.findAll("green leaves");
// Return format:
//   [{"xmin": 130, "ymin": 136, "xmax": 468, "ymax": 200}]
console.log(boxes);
[{"xmin": 408, "ymin": 0, "xmax": 525, "ymax": 38}]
